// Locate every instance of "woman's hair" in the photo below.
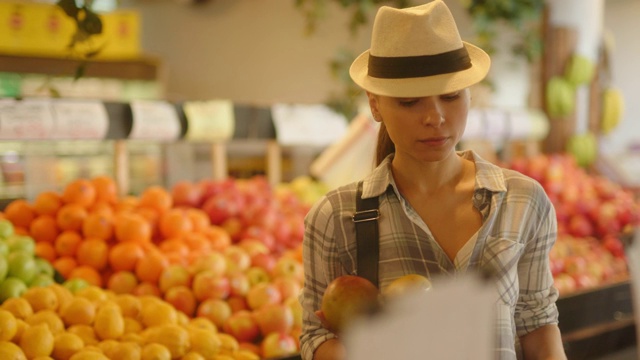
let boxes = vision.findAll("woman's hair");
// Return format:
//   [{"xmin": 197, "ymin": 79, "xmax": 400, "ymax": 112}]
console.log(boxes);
[{"xmin": 376, "ymin": 122, "xmax": 395, "ymax": 166}]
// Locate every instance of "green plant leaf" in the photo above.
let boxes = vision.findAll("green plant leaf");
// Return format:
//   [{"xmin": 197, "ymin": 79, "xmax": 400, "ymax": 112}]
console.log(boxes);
[
  {"xmin": 80, "ymin": 8, "xmax": 103, "ymax": 35},
  {"xmin": 74, "ymin": 62, "xmax": 87, "ymax": 81}
]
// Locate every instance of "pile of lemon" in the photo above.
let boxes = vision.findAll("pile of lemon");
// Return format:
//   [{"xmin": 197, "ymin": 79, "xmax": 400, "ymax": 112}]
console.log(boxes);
[{"xmin": 0, "ymin": 283, "xmax": 258, "ymax": 360}]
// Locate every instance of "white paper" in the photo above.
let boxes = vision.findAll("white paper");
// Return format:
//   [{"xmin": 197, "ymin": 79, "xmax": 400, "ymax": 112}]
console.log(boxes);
[
  {"xmin": 345, "ymin": 274, "xmax": 496, "ymax": 360},
  {"xmin": 0, "ymin": 98, "xmax": 55, "ymax": 140},
  {"xmin": 271, "ymin": 103, "xmax": 348, "ymax": 146},
  {"xmin": 183, "ymin": 100, "xmax": 235, "ymax": 142},
  {"xmin": 129, "ymin": 100, "xmax": 181, "ymax": 140},
  {"xmin": 484, "ymin": 108, "xmax": 509, "ymax": 142},
  {"xmin": 50, "ymin": 99, "xmax": 109, "ymax": 139}
]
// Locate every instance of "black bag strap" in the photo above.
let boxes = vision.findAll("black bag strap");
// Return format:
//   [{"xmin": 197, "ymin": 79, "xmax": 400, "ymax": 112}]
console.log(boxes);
[{"xmin": 353, "ymin": 180, "xmax": 380, "ymax": 288}]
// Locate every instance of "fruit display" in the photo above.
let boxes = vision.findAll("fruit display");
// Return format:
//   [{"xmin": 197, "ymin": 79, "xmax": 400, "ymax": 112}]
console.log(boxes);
[
  {"xmin": 545, "ymin": 76, "xmax": 575, "ymax": 118},
  {"xmin": 600, "ymin": 87, "xmax": 625, "ymax": 135},
  {"xmin": 506, "ymin": 153, "xmax": 640, "ymax": 295},
  {"xmin": 0, "ymin": 175, "xmax": 312, "ymax": 359}
]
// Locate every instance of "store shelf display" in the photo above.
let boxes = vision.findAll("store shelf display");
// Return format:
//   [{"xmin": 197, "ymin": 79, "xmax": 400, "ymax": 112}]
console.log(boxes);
[{"xmin": 0, "ymin": 174, "xmax": 318, "ymax": 359}]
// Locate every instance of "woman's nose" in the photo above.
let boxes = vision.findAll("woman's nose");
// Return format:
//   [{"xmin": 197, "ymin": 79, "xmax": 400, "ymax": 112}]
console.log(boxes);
[{"xmin": 422, "ymin": 112, "xmax": 444, "ymax": 126}]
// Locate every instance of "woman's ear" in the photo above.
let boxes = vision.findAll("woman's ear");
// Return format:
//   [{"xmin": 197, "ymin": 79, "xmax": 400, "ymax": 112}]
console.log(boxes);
[{"xmin": 367, "ymin": 92, "xmax": 381, "ymax": 122}]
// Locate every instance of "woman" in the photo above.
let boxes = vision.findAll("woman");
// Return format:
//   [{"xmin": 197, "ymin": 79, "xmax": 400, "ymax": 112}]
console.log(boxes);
[{"xmin": 299, "ymin": 1, "xmax": 566, "ymax": 359}]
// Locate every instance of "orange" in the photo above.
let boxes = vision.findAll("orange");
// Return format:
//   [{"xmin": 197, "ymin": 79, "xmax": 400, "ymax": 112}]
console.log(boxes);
[
  {"xmin": 108, "ymin": 242, "xmax": 144, "ymax": 272},
  {"xmin": 33, "ymin": 191, "xmax": 64, "ymax": 217},
  {"xmin": 56, "ymin": 204, "xmax": 88, "ymax": 232},
  {"xmin": 138, "ymin": 186, "xmax": 172, "ymax": 215},
  {"xmin": 203, "ymin": 226, "xmax": 232, "ymax": 251},
  {"xmin": 76, "ymin": 238, "xmax": 109, "ymax": 271},
  {"xmin": 35, "ymin": 241, "xmax": 57, "ymax": 263},
  {"xmin": 132, "ymin": 282, "xmax": 161, "ymax": 297},
  {"xmin": 53, "ymin": 256, "xmax": 78, "ymax": 280},
  {"xmin": 114, "ymin": 196, "xmax": 139, "ymax": 214},
  {"xmin": 91, "ymin": 176, "xmax": 118, "ymax": 205},
  {"xmin": 55, "ymin": 231, "xmax": 83, "ymax": 257},
  {"xmin": 186, "ymin": 208, "xmax": 210, "ymax": 233},
  {"xmin": 114, "ymin": 213, "xmax": 152, "ymax": 243},
  {"xmin": 30, "ymin": 215, "xmax": 60, "ymax": 243},
  {"xmin": 89, "ymin": 202, "xmax": 114, "ymax": 220},
  {"xmin": 134, "ymin": 250, "xmax": 169, "ymax": 284},
  {"xmin": 106, "ymin": 271, "xmax": 138, "ymax": 294},
  {"xmin": 69, "ymin": 266, "xmax": 103, "ymax": 287},
  {"xmin": 4, "ymin": 199, "xmax": 36, "ymax": 229},
  {"xmin": 158, "ymin": 238, "xmax": 190, "ymax": 257},
  {"xmin": 183, "ymin": 233, "xmax": 211, "ymax": 253},
  {"xmin": 62, "ymin": 179, "xmax": 97, "ymax": 208},
  {"xmin": 61, "ymin": 297, "xmax": 96, "ymax": 327},
  {"xmin": 159, "ymin": 209, "xmax": 193, "ymax": 239},
  {"xmin": 81, "ymin": 213, "xmax": 113, "ymax": 241}
]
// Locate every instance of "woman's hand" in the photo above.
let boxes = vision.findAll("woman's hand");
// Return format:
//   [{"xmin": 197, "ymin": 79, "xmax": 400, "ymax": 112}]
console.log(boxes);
[{"xmin": 314, "ymin": 310, "xmax": 335, "ymax": 334}]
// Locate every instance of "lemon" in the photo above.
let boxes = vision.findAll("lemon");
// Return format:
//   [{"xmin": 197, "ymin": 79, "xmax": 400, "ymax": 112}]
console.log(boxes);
[
  {"xmin": 0, "ymin": 309, "xmax": 17, "ymax": 341},
  {"xmin": 20, "ymin": 323, "xmax": 55, "ymax": 359},
  {"xmin": 53, "ymin": 332, "xmax": 85, "ymax": 360},
  {"xmin": 0, "ymin": 340, "xmax": 27, "ymax": 360}
]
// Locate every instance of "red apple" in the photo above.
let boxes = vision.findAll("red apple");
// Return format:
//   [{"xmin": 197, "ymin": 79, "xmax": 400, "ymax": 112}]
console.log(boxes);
[
  {"xmin": 158, "ymin": 264, "xmax": 192, "ymax": 293},
  {"xmin": 554, "ymin": 273, "xmax": 577, "ymax": 296},
  {"xmin": 227, "ymin": 271, "xmax": 251, "ymax": 297},
  {"xmin": 227, "ymin": 295, "xmax": 249, "ymax": 314},
  {"xmin": 164, "ymin": 285, "xmax": 197, "ymax": 317},
  {"xmin": 321, "ymin": 275, "xmax": 380, "ymax": 334},
  {"xmin": 271, "ymin": 257, "xmax": 304, "ymax": 282},
  {"xmin": 171, "ymin": 180, "xmax": 203, "ymax": 207},
  {"xmin": 567, "ymin": 214, "xmax": 594, "ymax": 238},
  {"xmin": 272, "ymin": 276, "xmax": 302, "ymax": 300},
  {"xmin": 261, "ymin": 332, "xmax": 298, "ymax": 359},
  {"xmin": 245, "ymin": 267, "xmax": 271, "ymax": 288},
  {"xmin": 246, "ymin": 282, "xmax": 282, "ymax": 311},
  {"xmin": 196, "ymin": 298, "xmax": 232, "ymax": 329},
  {"xmin": 188, "ymin": 252, "xmax": 227, "ymax": 277},
  {"xmin": 223, "ymin": 310, "xmax": 260, "ymax": 343},
  {"xmin": 251, "ymin": 253, "xmax": 277, "ymax": 273},
  {"xmin": 254, "ymin": 303, "xmax": 294, "ymax": 336},
  {"xmin": 224, "ymin": 246, "xmax": 251, "ymax": 275},
  {"xmin": 563, "ymin": 255, "xmax": 588, "ymax": 275},
  {"xmin": 192, "ymin": 270, "xmax": 231, "ymax": 301}
]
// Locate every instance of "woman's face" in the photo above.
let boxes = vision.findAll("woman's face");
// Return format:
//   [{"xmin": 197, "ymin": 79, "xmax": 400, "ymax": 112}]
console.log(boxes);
[{"xmin": 369, "ymin": 88, "xmax": 470, "ymax": 163}]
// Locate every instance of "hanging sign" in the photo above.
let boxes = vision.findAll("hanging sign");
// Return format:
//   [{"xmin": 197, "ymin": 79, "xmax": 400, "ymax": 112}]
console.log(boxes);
[
  {"xmin": 183, "ymin": 100, "xmax": 235, "ymax": 142},
  {"xmin": 0, "ymin": 98, "xmax": 54, "ymax": 140},
  {"xmin": 50, "ymin": 99, "xmax": 109, "ymax": 139},
  {"xmin": 129, "ymin": 100, "xmax": 181, "ymax": 140},
  {"xmin": 271, "ymin": 103, "xmax": 348, "ymax": 146}
]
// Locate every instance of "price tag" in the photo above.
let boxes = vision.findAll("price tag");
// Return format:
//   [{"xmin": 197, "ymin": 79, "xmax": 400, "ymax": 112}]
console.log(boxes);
[
  {"xmin": 129, "ymin": 100, "xmax": 181, "ymax": 140},
  {"xmin": 50, "ymin": 99, "xmax": 109, "ymax": 139},
  {"xmin": 271, "ymin": 103, "xmax": 348, "ymax": 146},
  {"xmin": 0, "ymin": 98, "xmax": 54, "ymax": 140},
  {"xmin": 183, "ymin": 100, "xmax": 235, "ymax": 142}
]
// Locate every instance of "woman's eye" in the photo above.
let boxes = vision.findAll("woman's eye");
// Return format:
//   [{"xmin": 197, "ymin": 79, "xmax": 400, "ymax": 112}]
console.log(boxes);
[
  {"xmin": 398, "ymin": 99, "xmax": 419, "ymax": 107},
  {"xmin": 441, "ymin": 92, "xmax": 460, "ymax": 101}
]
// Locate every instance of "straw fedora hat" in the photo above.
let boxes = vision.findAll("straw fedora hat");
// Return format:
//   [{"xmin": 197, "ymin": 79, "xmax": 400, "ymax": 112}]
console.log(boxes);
[{"xmin": 350, "ymin": 0, "xmax": 490, "ymax": 98}]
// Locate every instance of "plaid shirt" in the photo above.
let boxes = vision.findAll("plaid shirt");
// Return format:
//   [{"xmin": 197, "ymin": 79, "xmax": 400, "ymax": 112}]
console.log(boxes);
[{"xmin": 299, "ymin": 150, "xmax": 559, "ymax": 360}]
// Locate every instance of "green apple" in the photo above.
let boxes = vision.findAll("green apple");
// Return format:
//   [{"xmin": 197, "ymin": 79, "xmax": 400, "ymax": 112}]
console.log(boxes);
[
  {"xmin": 0, "ymin": 277, "xmax": 28, "ymax": 302},
  {"xmin": 34, "ymin": 257, "xmax": 54, "ymax": 277},
  {"xmin": 29, "ymin": 274, "xmax": 55, "ymax": 288},
  {"xmin": 7, "ymin": 251, "xmax": 38, "ymax": 284},
  {"xmin": 0, "ymin": 241, "xmax": 9, "ymax": 258},
  {"xmin": 5, "ymin": 235, "xmax": 35, "ymax": 256},
  {"xmin": 0, "ymin": 219, "xmax": 14, "ymax": 239},
  {"xmin": 63, "ymin": 278, "xmax": 89, "ymax": 293},
  {"xmin": 0, "ymin": 256, "xmax": 7, "ymax": 282}
]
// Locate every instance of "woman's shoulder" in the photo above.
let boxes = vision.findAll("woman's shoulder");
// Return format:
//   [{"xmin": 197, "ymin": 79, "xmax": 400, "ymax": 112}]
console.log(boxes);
[{"xmin": 305, "ymin": 181, "xmax": 360, "ymax": 220}]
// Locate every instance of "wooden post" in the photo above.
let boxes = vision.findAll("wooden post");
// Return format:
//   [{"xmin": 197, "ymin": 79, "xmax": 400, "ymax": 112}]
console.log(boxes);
[
  {"xmin": 266, "ymin": 140, "xmax": 282, "ymax": 187},
  {"xmin": 541, "ymin": 5, "xmax": 578, "ymax": 154},
  {"xmin": 113, "ymin": 140, "xmax": 129, "ymax": 197},
  {"xmin": 211, "ymin": 142, "xmax": 228, "ymax": 181}
]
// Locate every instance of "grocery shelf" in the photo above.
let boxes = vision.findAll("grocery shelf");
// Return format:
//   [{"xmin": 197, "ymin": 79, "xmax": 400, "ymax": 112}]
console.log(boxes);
[{"xmin": 0, "ymin": 53, "xmax": 163, "ymax": 81}]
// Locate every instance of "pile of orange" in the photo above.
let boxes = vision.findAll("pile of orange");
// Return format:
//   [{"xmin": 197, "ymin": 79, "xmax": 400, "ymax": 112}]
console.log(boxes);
[{"xmin": 3, "ymin": 177, "xmax": 231, "ymax": 293}]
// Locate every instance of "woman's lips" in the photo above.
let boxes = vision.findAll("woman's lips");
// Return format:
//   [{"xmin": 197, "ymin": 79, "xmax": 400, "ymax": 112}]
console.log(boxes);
[{"xmin": 419, "ymin": 137, "xmax": 449, "ymax": 146}]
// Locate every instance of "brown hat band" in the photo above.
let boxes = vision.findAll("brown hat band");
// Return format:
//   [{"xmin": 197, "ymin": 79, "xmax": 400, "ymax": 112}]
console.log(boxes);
[{"xmin": 368, "ymin": 47, "xmax": 471, "ymax": 79}]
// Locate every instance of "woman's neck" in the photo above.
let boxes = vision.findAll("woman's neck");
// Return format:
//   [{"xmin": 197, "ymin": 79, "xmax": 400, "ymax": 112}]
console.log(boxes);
[{"xmin": 391, "ymin": 151, "xmax": 470, "ymax": 196}]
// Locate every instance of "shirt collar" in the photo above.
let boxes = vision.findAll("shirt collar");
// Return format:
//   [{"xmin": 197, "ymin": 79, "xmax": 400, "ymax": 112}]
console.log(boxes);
[{"xmin": 360, "ymin": 150, "xmax": 507, "ymax": 199}]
